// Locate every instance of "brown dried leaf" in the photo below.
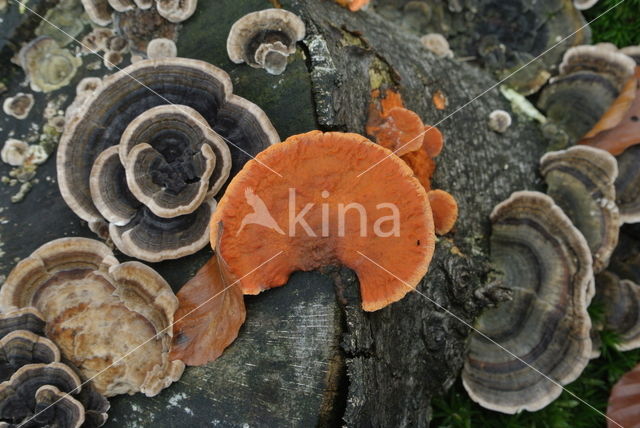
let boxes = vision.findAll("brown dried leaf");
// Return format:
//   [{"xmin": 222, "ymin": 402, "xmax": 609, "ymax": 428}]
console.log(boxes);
[
  {"xmin": 580, "ymin": 67, "xmax": 640, "ymax": 156},
  {"xmin": 607, "ymin": 362, "xmax": 640, "ymax": 428},
  {"xmin": 170, "ymin": 254, "xmax": 246, "ymax": 366}
]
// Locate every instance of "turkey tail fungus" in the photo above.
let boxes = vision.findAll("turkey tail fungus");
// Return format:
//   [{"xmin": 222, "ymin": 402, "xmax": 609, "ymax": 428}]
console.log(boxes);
[
  {"xmin": 170, "ymin": 246, "xmax": 246, "ymax": 366},
  {"xmin": 211, "ymin": 131, "xmax": 436, "ymax": 312}
]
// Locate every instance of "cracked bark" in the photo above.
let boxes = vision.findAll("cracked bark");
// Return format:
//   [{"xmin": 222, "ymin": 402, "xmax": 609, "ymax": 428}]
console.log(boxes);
[{"xmin": 284, "ymin": 1, "xmax": 547, "ymax": 426}]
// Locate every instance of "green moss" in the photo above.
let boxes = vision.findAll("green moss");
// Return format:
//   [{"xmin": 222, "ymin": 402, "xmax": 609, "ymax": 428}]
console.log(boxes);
[{"xmin": 584, "ymin": 0, "xmax": 640, "ymax": 46}]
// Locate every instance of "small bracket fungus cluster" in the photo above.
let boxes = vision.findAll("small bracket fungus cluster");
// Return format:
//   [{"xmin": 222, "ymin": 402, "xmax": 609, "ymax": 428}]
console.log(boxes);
[
  {"xmin": 2, "ymin": 93, "xmax": 34, "ymax": 120},
  {"xmin": 112, "ymin": 5, "xmax": 179, "ymax": 57},
  {"xmin": 0, "ymin": 307, "xmax": 109, "ymax": 427},
  {"xmin": 463, "ymin": 191, "xmax": 593, "ymax": 414},
  {"xmin": 18, "ymin": 36, "xmax": 82, "ymax": 93},
  {"xmin": 540, "ymin": 146, "xmax": 620, "ymax": 272},
  {"xmin": 227, "ymin": 9, "xmax": 305, "ymax": 75},
  {"xmin": 0, "ymin": 238, "xmax": 184, "ymax": 397},
  {"xmin": 81, "ymin": 26, "xmax": 130, "ymax": 70},
  {"xmin": 366, "ymin": 89, "xmax": 458, "ymax": 235},
  {"xmin": 211, "ymin": 131, "xmax": 436, "ymax": 312},
  {"xmin": 537, "ymin": 45, "xmax": 636, "ymax": 144},
  {"xmin": 58, "ymin": 58, "xmax": 279, "ymax": 262},
  {"xmin": 81, "ymin": 0, "xmax": 197, "ymax": 26}
]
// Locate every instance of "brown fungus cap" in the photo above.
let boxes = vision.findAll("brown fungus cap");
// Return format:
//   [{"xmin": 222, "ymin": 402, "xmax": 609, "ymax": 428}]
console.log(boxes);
[
  {"xmin": 0, "ymin": 330, "xmax": 61, "ymax": 382},
  {"xmin": 211, "ymin": 131, "xmax": 435, "ymax": 312},
  {"xmin": 0, "ymin": 307, "xmax": 45, "ymax": 338},
  {"xmin": 620, "ymin": 45, "xmax": 640, "ymax": 64},
  {"xmin": 537, "ymin": 71, "xmax": 620, "ymax": 143},
  {"xmin": 594, "ymin": 271, "xmax": 640, "ymax": 351},
  {"xmin": 112, "ymin": 5, "xmax": 179, "ymax": 55},
  {"xmin": 540, "ymin": 146, "xmax": 620, "ymax": 272},
  {"xmin": 107, "ymin": 0, "xmax": 135, "ymax": 12},
  {"xmin": 463, "ymin": 191, "xmax": 593, "ymax": 414},
  {"xmin": 155, "ymin": 0, "xmax": 197, "ymax": 23},
  {"xmin": 0, "ymin": 237, "xmax": 184, "ymax": 397},
  {"xmin": 2, "ymin": 93, "xmax": 34, "ymax": 120},
  {"xmin": 146, "ymin": 37, "xmax": 177, "ymax": 59},
  {"xmin": 559, "ymin": 45, "xmax": 636, "ymax": 89},
  {"xmin": 0, "ymin": 363, "xmax": 83, "ymax": 426},
  {"xmin": 80, "ymin": 0, "xmax": 113, "ymax": 26},
  {"xmin": 227, "ymin": 9, "xmax": 305, "ymax": 75},
  {"xmin": 58, "ymin": 58, "xmax": 278, "ymax": 261},
  {"xmin": 614, "ymin": 145, "xmax": 640, "ymax": 223}
]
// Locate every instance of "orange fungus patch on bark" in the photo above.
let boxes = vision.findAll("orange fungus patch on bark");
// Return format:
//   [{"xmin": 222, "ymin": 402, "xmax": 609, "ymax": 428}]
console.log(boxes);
[
  {"xmin": 210, "ymin": 131, "xmax": 436, "ymax": 311},
  {"xmin": 334, "ymin": 0, "xmax": 370, "ymax": 11},
  {"xmin": 428, "ymin": 189, "xmax": 459, "ymax": 235}
]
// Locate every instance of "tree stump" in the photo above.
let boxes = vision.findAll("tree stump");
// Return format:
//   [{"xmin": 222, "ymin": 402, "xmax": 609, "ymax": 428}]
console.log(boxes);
[{"xmin": 0, "ymin": 0, "xmax": 560, "ymax": 426}]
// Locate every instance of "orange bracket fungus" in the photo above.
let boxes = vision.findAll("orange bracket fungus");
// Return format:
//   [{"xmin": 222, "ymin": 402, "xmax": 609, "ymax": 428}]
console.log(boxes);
[
  {"xmin": 170, "ymin": 250, "xmax": 246, "ymax": 366},
  {"xmin": 211, "ymin": 131, "xmax": 435, "ymax": 312},
  {"xmin": 367, "ymin": 89, "xmax": 457, "ymax": 233},
  {"xmin": 0, "ymin": 238, "xmax": 184, "ymax": 397},
  {"xmin": 463, "ymin": 191, "xmax": 593, "ymax": 414},
  {"xmin": 227, "ymin": 9, "xmax": 305, "ymax": 75},
  {"xmin": 58, "ymin": 58, "xmax": 279, "ymax": 262}
]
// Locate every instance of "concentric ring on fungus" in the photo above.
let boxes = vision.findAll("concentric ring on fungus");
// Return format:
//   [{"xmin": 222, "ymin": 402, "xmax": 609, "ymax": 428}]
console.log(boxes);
[
  {"xmin": 58, "ymin": 57, "xmax": 279, "ymax": 261},
  {"xmin": 462, "ymin": 191, "xmax": 594, "ymax": 414}
]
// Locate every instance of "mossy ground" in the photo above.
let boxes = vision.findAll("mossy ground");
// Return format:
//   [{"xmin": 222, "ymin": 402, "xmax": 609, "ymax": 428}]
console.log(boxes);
[{"xmin": 585, "ymin": 0, "xmax": 640, "ymax": 46}]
